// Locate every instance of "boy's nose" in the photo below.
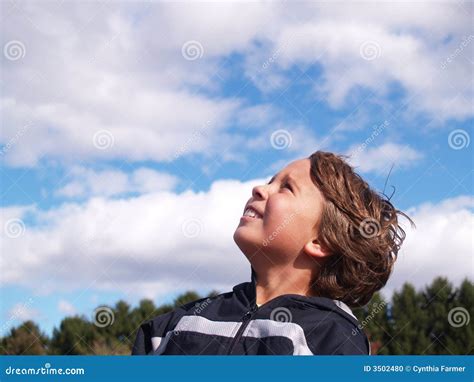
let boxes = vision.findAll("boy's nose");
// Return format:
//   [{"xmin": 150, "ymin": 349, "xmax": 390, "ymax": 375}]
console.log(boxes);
[{"xmin": 252, "ymin": 184, "xmax": 268, "ymax": 200}]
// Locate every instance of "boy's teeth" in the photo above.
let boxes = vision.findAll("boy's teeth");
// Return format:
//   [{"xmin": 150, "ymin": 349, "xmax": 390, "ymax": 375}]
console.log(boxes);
[{"xmin": 244, "ymin": 208, "xmax": 260, "ymax": 218}]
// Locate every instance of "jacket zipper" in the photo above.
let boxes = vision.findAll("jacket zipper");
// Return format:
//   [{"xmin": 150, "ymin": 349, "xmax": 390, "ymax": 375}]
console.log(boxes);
[{"xmin": 227, "ymin": 304, "xmax": 258, "ymax": 355}]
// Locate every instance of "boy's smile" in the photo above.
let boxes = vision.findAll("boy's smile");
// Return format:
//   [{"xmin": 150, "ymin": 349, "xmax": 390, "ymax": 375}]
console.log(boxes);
[
  {"xmin": 241, "ymin": 204, "xmax": 263, "ymax": 220},
  {"xmin": 233, "ymin": 158, "xmax": 327, "ymax": 266}
]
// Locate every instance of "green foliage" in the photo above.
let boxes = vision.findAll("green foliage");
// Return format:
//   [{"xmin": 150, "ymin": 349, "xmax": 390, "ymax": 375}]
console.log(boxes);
[
  {"xmin": 387, "ymin": 283, "xmax": 431, "ymax": 354},
  {"xmin": 173, "ymin": 291, "xmax": 202, "ymax": 308},
  {"xmin": 1, "ymin": 280, "xmax": 472, "ymax": 355},
  {"xmin": 453, "ymin": 279, "xmax": 474, "ymax": 354},
  {"xmin": 0, "ymin": 321, "xmax": 49, "ymax": 355},
  {"xmin": 355, "ymin": 278, "xmax": 473, "ymax": 355},
  {"xmin": 50, "ymin": 316, "xmax": 99, "ymax": 355},
  {"xmin": 353, "ymin": 292, "xmax": 391, "ymax": 354}
]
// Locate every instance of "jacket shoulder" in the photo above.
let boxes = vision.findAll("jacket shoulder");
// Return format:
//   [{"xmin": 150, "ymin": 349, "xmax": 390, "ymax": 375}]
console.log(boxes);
[
  {"xmin": 306, "ymin": 315, "xmax": 369, "ymax": 355},
  {"xmin": 131, "ymin": 311, "xmax": 176, "ymax": 355},
  {"xmin": 131, "ymin": 292, "xmax": 231, "ymax": 355}
]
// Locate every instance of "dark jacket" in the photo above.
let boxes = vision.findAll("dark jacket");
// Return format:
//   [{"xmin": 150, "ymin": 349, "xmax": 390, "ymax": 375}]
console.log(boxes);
[{"xmin": 131, "ymin": 268, "xmax": 370, "ymax": 355}]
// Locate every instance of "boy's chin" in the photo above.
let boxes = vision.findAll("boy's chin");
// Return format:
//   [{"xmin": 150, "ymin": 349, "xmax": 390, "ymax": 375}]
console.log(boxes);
[{"xmin": 233, "ymin": 229, "xmax": 263, "ymax": 256}]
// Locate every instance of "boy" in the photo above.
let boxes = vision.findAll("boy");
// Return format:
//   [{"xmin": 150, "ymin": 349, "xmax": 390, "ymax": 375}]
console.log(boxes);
[{"xmin": 131, "ymin": 151, "xmax": 412, "ymax": 355}]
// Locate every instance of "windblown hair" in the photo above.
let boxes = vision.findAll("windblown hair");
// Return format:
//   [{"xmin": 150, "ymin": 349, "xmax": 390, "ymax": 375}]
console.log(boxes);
[{"xmin": 308, "ymin": 151, "xmax": 415, "ymax": 308}]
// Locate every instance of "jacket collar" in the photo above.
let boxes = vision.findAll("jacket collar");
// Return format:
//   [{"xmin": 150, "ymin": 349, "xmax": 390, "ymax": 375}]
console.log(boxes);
[
  {"xmin": 233, "ymin": 266, "xmax": 359, "ymax": 324},
  {"xmin": 232, "ymin": 266, "xmax": 257, "ymax": 308}
]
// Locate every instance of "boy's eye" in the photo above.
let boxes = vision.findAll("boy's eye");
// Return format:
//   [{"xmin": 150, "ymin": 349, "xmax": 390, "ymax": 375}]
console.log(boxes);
[{"xmin": 267, "ymin": 176, "xmax": 293, "ymax": 192}]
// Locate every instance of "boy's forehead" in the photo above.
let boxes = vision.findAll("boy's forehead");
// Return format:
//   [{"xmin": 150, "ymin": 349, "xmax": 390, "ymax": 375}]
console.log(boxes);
[
  {"xmin": 279, "ymin": 159, "xmax": 310, "ymax": 179},
  {"xmin": 271, "ymin": 159, "xmax": 315, "ymax": 188}
]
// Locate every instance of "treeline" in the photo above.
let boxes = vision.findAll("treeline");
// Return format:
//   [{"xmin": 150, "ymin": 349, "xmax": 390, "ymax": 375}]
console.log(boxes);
[{"xmin": 0, "ymin": 277, "xmax": 472, "ymax": 355}]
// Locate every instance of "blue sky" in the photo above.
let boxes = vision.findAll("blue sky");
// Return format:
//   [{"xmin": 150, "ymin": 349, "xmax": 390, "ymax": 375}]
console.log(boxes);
[{"xmin": 0, "ymin": 1, "xmax": 472, "ymax": 337}]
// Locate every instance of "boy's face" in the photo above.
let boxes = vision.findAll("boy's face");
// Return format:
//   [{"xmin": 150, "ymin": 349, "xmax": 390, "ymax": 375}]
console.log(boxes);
[{"xmin": 233, "ymin": 158, "xmax": 326, "ymax": 265}]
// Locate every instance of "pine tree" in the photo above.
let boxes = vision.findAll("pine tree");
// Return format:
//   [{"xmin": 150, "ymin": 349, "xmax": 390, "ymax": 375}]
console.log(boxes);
[
  {"xmin": 50, "ymin": 316, "xmax": 98, "ymax": 355},
  {"xmin": 445, "ymin": 279, "xmax": 473, "ymax": 354},
  {"xmin": 1, "ymin": 281, "xmax": 470, "ymax": 355},
  {"xmin": 422, "ymin": 277, "xmax": 456, "ymax": 354},
  {"xmin": 387, "ymin": 283, "xmax": 430, "ymax": 354},
  {"xmin": 0, "ymin": 321, "xmax": 49, "ymax": 355},
  {"xmin": 352, "ymin": 292, "xmax": 390, "ymax": 354}
]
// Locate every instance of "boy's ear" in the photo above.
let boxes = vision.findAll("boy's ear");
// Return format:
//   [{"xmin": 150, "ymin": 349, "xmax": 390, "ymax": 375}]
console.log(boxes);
[{"xmin": 303, "ymin": 239, "xmax": 330, "ymax": 259}]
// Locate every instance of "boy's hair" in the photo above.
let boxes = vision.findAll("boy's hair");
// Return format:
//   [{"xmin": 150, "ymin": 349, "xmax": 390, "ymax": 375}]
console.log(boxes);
[{"xmin": 308, "ymin": 151, "xmax": 415, "ymax": 307}]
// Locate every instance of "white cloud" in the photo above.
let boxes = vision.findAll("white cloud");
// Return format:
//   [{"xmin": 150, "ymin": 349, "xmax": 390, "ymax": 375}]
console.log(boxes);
[
  {"xmin": 7, "ymin": 302, "xmax": 38, "ymax": 323},
  {"xmin": 0, "ymin": 177, "xmax": 264, "ymax": 300},
  {"xmin": 57, "ymin": 300, "xmax": 76, "ymax": 315},
  {"xmin": 1, "ymin": 175, "xmax": 472, "ymax": 301},
  {"xmin": 55, "ymin": 166, "xmax": 179, "ymax": 198},
  {"xmin": 1, "ymin": 2, "xmax": 471, "ymax": 167},
  {"xmin": 245, "ymin": 3, "xmax": 472, "ymax": 120},
  {"xmin": 347, "ymin": 142, "xmax": 423, "ymax": 175},
  {"xmin": 384, "ymin": 195, "xmax": 474, "ymax": 298},
  {"xmin": 0, "ymin": 1, "xmax": 252, "ymax": 167}
]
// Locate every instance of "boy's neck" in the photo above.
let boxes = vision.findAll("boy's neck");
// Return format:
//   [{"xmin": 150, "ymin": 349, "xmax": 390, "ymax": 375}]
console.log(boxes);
[{"xmin": 253, "ymin": 266, "xmax": 316, "ymax": 306}]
